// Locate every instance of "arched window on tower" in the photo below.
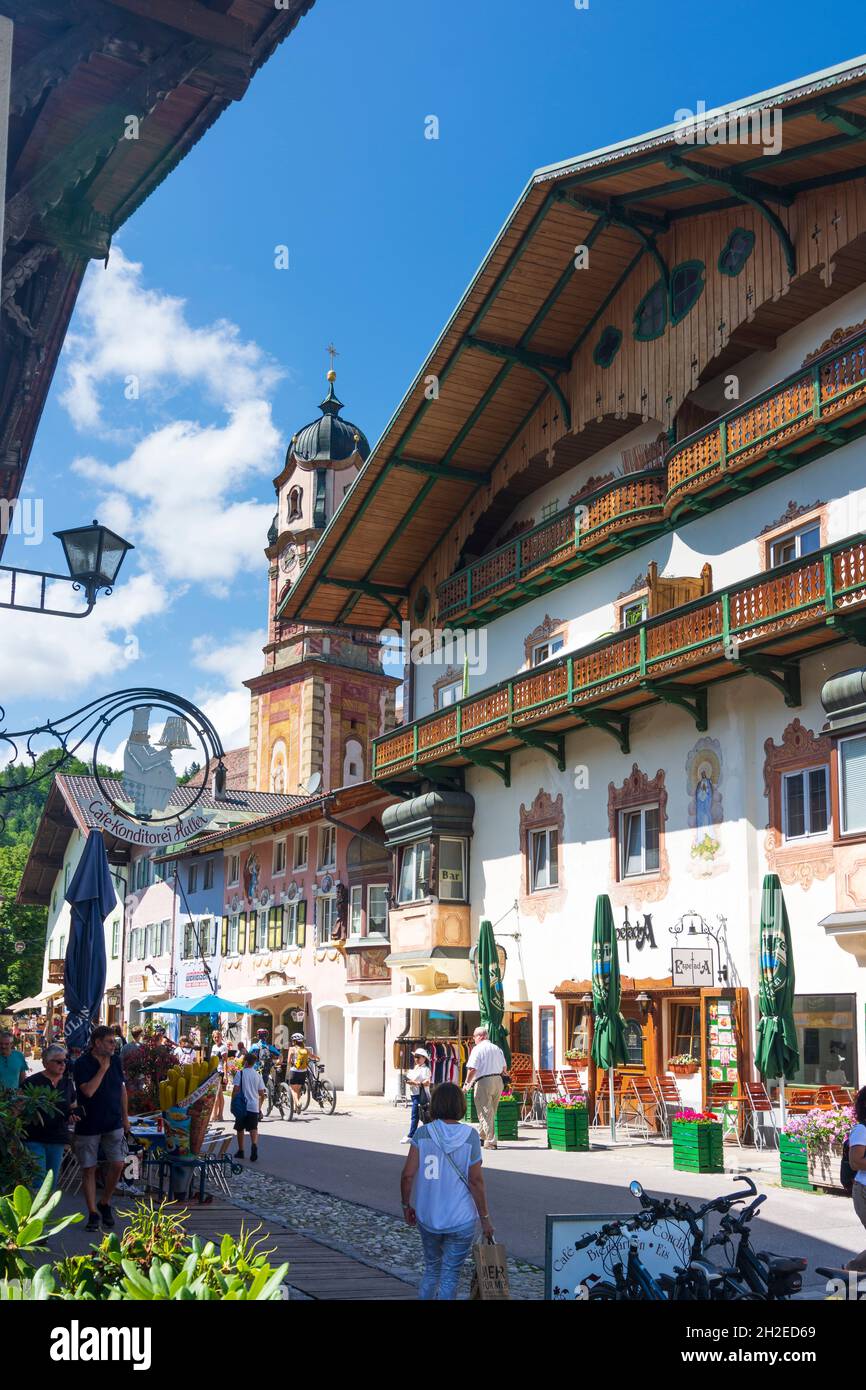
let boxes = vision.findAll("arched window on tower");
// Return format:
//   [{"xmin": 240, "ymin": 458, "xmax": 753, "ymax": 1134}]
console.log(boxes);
[
  {"xmin": 343, "ymin": 737, "xmax": 364, "ymax": 785},
  {"xmin": 270, "ymin": 740, "xmax": 288, "ymax": 794},
  {"xmin": 288, "ymin": 486, "xmax": 303, "ymax": 522}
]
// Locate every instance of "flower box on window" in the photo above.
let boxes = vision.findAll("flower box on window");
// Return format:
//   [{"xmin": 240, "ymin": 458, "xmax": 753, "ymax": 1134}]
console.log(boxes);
[
  {"xmin": 668, "ymin": 1055, "xmax": 700, "ymax": 1077},
  {"xmin": 546, "ymin": 1100, "xmax": 589, "ymax": 1152},
  {"xmin": 672, "ymin": 1111, "xmax": 723, "ymax": 1173}
]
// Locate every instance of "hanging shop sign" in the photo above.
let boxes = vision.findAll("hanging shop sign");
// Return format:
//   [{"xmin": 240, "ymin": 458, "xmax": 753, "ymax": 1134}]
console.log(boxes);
[
  {"xmin": 545, "ymin": 1212, "xmax": 692, "ymax": 1300},
  {"xmin": 616, "ymin": 908, "xmax": 658, "ymax": 964},
  {"xmin": 87, "ymin": 798, "xmax": 215, "ymax": 846},
  {"xmin": 671, "ymin": 947, "xmax": 714, "ymax": 987}
]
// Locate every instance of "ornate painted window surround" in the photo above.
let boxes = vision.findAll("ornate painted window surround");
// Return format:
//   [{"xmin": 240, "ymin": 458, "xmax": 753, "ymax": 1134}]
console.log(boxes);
[
  {"xmin": 759, "ymin": 500, "xmax": 827, "ymax": 571},
  {"xmin": 608, "ymin": 763, "xmax": 669, "ymax": 904},
  {"xmin": 523, "ymin": 615, "xmax": 568, "ymax": 669},
  {"xmin": 519, "ymin": 788, "xmax": 565, "ymax": 923},
  {"xmin": 433, "ymin": 664, "xmax": 463, "ymax": 710},
  {"xmin": 763, "ymin": 718, "xmax": 833, "ymax": 890}
]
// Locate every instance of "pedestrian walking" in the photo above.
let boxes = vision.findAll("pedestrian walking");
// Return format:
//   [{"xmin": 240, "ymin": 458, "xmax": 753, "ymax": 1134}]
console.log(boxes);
[
  {"xmin": 846, "ymin": 1085, "xmax": 866, "ymax": 1271},
  {"xmin": 0, "ymin": 1030, "xmax": 27, "ymax": 1091},
  {"xmin": 22, "ymin": 1045, "xmax": 76, "ymax": 1189},
  {"xmin": 463, "ymin": 1026, "xmax": 508, "ymax": 1149},
  {"xmin": 72, "ymin": 1025, "xmax": 130, "ymax": 1232},
  {"xmin": 401, "ymin": 1047, "xmax": 432, "ymax": 1143},
  {"xmin": 175, "ymin": 1035, "xmax": 196, "ymax": 1065},
  {"xmin": 400, "ymin": 1082, "xmax": 494, "ymax": 1300},
  {"xmin": 232, "ymin": 1052, "xmax": 266, "ymax": 1162},
  {"xmin": 211, "ymin": 1030, "xmax": 228, "ymax": 1120},
  {"xmin": 120, "ymin": 1026, "xmax": 143, "ymax": 1071}
]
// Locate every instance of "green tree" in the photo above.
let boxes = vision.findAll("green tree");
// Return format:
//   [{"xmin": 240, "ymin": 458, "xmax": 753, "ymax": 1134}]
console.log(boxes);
[{"xmin": 0, "ymin": 842, "xmax": 47, "ymax": 1008}]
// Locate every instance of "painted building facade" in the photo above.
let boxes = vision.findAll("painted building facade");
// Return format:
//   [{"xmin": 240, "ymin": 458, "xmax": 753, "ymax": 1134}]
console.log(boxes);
[{"xmin": 281, "ymin": 62, "xmax": 866, "ymax": 1110}]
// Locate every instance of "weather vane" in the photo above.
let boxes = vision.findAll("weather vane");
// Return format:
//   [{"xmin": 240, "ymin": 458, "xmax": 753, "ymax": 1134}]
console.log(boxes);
[{"xmin": 326, "ymin": 341, "xmax": 339, "ymax": 374}]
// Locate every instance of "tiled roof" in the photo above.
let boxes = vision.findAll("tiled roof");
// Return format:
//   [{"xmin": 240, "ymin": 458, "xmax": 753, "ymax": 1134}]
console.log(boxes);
[
  {"xmin": 185, "ymin": 747, "xmax": 250, "ymax": 791},
  {"xmin": 55, "ymin": 775, "xmax": 306, "ymax": 833}
]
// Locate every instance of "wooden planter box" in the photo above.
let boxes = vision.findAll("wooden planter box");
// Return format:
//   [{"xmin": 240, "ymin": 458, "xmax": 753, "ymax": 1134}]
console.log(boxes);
[
  {"xmin": 495, "ymin": 1101, "xmax": 519, "ymax": 1140},
  {"xmin": 547, "ymin": 1107, "xmax": 590, "ymax": 1152},
  {"xmin": 807, "ymin": 1141, "xmax": 845, "ymax": 1193},
  {"xmin": 672, "ymin": 1120, "xmax": 724, "ymax": 1173},
  {"xmin": 464, "ymin": 1089, "xmax": 478, "ymax": 1123},
  {"xmin": 780, "ymin": 1133, "xmax": 812, "ymax": 1191},
  {"xmin": 669, "ymin": 1063, "xmax": 699, "ymax": 1077}
]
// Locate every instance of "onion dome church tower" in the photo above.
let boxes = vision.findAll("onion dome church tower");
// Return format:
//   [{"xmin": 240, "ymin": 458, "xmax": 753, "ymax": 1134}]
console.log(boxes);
[{"xmin": 245, "ymin": 360, "xmax": 399, "ymax": 795}]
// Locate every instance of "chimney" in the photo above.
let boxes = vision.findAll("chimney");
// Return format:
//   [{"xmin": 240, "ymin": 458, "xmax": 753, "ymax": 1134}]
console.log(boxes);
[{"xmin": 212, "ymin": 762, "xmax": 227, "ymax": 800}]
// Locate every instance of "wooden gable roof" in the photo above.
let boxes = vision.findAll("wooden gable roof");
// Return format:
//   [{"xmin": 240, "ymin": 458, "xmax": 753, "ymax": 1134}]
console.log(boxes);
[{"xmin": 278, "ymin": 56, "xmax": 866, "ymax": 633}]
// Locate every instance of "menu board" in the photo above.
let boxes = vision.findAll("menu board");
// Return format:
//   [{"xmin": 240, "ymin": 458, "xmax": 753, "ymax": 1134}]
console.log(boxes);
[{"xmin": 706, "ymin": 997, "xmax": 738, "ymax": 1084}]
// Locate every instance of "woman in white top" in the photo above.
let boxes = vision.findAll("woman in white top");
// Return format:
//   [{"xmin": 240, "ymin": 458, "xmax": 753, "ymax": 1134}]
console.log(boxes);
[
  {"xmin": 402, "ymin": 1047, "xmax": 432, "ymax": 1144},
  {"xmin": 210, "ymin": 1030, "xmax": 228, "ymax": 1120},
  {"xmin": 847, "ymin": 1085, "xmax": 866, "ymax": 1270}
]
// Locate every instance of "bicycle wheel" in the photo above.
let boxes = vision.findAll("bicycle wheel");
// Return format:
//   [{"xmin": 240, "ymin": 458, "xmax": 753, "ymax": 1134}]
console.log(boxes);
[
  {"xmin": 282, "ymin": 1085, "xmax": 295, "ymax": 1121},
  {"xmin": 317, "ymin": 1078, "xmax": 337, "ymax": 1114},
  {"xmin": 265, "ymin": 1080, "xmax": 274, "ymax": 1116},
  {"xmin": 300, "ymin": 1081, "xmax": 311, "ymax": 1112}
]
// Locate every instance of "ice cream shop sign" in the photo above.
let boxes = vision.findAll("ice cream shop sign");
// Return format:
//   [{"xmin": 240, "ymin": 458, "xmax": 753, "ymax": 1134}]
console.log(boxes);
[{"xmin": 85, "ymin": 692, "xmax": 227, "ymax": 844}]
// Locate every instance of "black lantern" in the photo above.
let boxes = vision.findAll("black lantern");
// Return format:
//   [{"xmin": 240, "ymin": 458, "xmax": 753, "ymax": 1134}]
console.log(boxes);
[{"xmin": 54, "ymin": 519, "xmax": 134, "ymax": 603}]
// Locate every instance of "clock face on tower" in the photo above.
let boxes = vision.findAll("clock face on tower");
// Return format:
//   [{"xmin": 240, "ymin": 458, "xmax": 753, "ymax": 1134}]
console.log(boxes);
[{"xmin": 280, "ymin": 544, "xmax": 298, "ymax": 575}]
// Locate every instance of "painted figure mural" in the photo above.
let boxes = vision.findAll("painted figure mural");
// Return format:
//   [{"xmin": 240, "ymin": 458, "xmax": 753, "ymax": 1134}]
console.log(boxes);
[{"xmin": 686, "ymin": 737, "xmax": 724, "ymax": 876}]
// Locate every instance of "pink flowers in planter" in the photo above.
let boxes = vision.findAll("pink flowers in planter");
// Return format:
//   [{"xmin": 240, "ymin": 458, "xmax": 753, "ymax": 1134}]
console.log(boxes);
[
  {"xmin": 783, "ymin": 1105, "xmax": 854, "ymax": 1147},
  {"xmin": 548, "ymin": 1096, "xmax": 588, "ymax": 1110},
  {"xmin": 673, "ymin": 1108, "xmax": 719, "ymax": 1125}
]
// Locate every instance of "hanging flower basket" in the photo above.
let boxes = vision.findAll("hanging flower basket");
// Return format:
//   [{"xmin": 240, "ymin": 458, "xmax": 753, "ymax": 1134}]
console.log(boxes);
[
  {"xmin": 672, "ymin": 1110, "xmax": 723, "ymax": 1173},
  {"xmin": 668, "ymin": 1055, "xmax": 700, "ymax": 1077}
]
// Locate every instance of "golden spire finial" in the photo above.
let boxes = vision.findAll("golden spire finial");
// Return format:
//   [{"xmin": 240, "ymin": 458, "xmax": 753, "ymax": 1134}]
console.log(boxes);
[{"xmin": 326, "ymin": 341, "xmax": 338, "ymax": 382}]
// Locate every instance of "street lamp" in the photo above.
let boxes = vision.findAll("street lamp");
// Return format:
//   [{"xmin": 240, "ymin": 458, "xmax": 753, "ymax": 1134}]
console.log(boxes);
[{"xmin": 0, "ymin": 518, "xmax": 134, "ymax": 618}]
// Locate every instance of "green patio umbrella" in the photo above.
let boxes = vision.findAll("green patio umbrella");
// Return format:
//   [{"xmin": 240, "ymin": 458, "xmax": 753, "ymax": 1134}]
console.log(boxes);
[
  {"xmin": 756, "ymin": 872, "xmax": 799, "ymax": 1125},
  {"xmin": 476, "ymin": 918, "xmax": 511, "ymax": 1067},
  {"xmin": 590, "ymin": 893, "xmax": 630, "ymax": 1141}
]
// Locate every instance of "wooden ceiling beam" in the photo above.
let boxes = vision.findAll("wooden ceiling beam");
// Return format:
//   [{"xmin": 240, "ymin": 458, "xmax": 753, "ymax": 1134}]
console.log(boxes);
[
  {"xmin": 102, "ymin": 0, "xmax": 252, "ymax": 54},
  {"xmin": 8, "ymin": 15, "xmax": 113, "ymax": 117},
  {"xmin": 394, "ymin": 458, "xmax": 483, "ymax": 485},
  {"xmin": 664, "ymin": 153, "xmax": 796, "ymax": 276}
]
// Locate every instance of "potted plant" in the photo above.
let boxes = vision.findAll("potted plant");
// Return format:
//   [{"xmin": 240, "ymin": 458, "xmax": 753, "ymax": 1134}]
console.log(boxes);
[
  {"xmin": 546, "ymin": 1096, "xmax": 589, "ymax": 1152},
  {"xmin": 564, "ymin": 1049, "xmax": 589, "ymax": 1068},
  {"xmin": 782, "ymin": 1105, "xmax": 853, "ymax": 1193},
  {"xmin": 668, "ymin": 1054, "xmax": 700, "ymax": 1077},
  {"xmin": 495, "ymin": 1090, "xmax": 520, "ymax": 1141},
  {"xmin": 672, "ymin": 1108, "xmax": 723, "ymax": 1173}
]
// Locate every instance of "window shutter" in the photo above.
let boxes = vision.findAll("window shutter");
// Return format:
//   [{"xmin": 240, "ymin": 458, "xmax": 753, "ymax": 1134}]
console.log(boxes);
[
  {"xmin": 297, "ymin": 901, "xmax": 306, "ymax": 948},
  {"xmin": 268, "ymin": 906, "xmax": 277, "ymax": 949},
  {"xmin": 221, "ymin": 915, "xmax": 229, "ymax": 955},
  {"xmin": 237, "ymin": 912, "xmax": 247, "ymax": 955},
  {"xmin": 277, "ymin": 906, "xmax": 285, "ymax": 948},
  {"xmin": 249, "ymin": 911, "xmax": 257, "ymax": 952}
]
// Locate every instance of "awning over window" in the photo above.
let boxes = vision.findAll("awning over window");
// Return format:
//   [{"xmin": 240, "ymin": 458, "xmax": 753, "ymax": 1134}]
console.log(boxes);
[{"xmin": 345, "ymin": 987, "xmax": 480, "ymax": 1018}]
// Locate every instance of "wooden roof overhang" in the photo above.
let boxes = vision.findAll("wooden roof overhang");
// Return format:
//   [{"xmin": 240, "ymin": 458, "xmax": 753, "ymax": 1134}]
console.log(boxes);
[
  {"xmin": 16, "ymin": 773, "xmax": 130, "ymax": 905},
  {"xmin": 279, "ymin": 56, "xmax": 866, "ymax": 633},
  {"xmin": 0, "ymin": 0, "xmax": 317, "ymax": 555}
]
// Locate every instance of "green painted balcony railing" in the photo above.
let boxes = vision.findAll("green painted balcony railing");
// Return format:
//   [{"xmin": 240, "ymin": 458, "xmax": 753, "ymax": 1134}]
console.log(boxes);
[
  {"xmin": 436, "ymin": 327, "xmax": 866, "ymax": 623},
  {"xmin": 374, "ymin": 534, "xmax": 866, "ymax": 777}
]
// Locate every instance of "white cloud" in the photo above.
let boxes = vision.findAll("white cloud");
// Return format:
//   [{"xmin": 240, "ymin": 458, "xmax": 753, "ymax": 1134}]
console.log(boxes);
[{"xmin": 191, "ymin": 629, "xmax": 266, "ymax": 679}]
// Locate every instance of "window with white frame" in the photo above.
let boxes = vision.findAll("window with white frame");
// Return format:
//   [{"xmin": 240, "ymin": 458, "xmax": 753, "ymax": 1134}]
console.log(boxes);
[
  {"xmin": 840, "ymin": 734, "xmax": 866, "ymax": 835},
  {"xmin": 529, "ymin": 827, "xmax": 558, "ymax": 892},
  {"xmin": 111, "ymin": 921, "xmax": 120, "ymax": 958},
  {"xmin": 367, "ymin": 884, "xmax": 389, "ymax": 936},
  {"xmin": 438, "ymin": 837, "xmax": 467, "ymax": 901},
  {"xmin": 228, "ymin": 914, "xmax": 239, "ymax": 956},
  {"xmin": 398, "ymin": 841, "xmax": 432, "ymax": 903},
  {"xmin": 293, "ymin": 832, "xmax": 308, "ymax": 870},
  {"xmin": 273, "ymin": 839, "xmax": 287, "ymax": 875},
  {"xmin": 284, "ymin": 901, "xmax": 301, "ymax": 946},
  {"xmin": 318, "ymin": 825, "xmax": 336, "ymax": 868},
  {"xmin": 619, "ymin": 805, "xmax": 660, "ymax": 877},
  {"xmin": 349, "ymin": 885, "xmax": 363, "ymax": 936},
  {"xmin": 136, "ymin": 929, "xmax": 146, "ymax": 960},
  {"xmin": 203, "ymin": 859, "xmax": 214, "ymax": 890},
  {"xmin": 255, "ymin": 909, "xmax": 269, "ymax": 951},
  {"xmin": 316, "ymin": 893, "xmax": 337, "ymax": 944},
  {"xmin": 531, "ymin": 636, "xmax": 564, "ymax": 667},
  {"xmin": 782, "ymin": 766, "xmax": 829, "ymax": 840},
  {"xmin": 227, "ymin": 854, "xmax": 240, "ymax": 886},
  {"xmin": 438, "ymin": 680, "xmax": 462, "ymax": 708},
  {"xmin": 769, "ymin": 521, "xmax": 821, "ymax": 568},
  {"xmin": 620, "ymin": 597, "xmax": 648, "ymax": 629}
]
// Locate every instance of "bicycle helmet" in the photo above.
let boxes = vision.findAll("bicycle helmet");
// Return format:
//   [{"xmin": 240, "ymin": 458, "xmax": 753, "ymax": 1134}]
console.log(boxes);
[
  {"xmin": 256, "ymin": 1028, "xmax": 268, "ymax": 1037},
  {"xmin": 291, "ymin": 1032, "xmax": 305, "ymax": 1043}
]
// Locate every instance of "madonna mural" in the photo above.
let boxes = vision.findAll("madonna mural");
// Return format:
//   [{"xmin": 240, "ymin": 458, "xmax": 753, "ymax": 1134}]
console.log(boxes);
[{"xmin": 686, "ymin": 737, "xmax": 725, "ymax": 877}]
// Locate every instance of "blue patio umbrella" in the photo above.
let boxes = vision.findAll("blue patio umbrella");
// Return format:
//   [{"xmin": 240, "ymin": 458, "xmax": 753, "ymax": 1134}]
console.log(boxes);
[
  {"xmin": 141, "ymin": 993, "xmax": 258, "ymax": 1015},
  {"xmin": 64, "ymin": 829, "xmax": 116, "ymax": 1051}
]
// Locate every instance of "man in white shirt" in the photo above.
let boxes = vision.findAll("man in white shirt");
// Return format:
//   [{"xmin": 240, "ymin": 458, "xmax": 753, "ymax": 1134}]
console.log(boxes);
[
  {"xmin": 402, "ymin": 1048, "xmax": 432, "ymax": 1144},
  {"xmin": 464, "ymin": 1027, "xmax": 508, "ymax": 1150}
]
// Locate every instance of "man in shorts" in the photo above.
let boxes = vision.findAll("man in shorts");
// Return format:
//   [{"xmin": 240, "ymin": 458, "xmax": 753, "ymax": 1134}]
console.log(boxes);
[
  {"xmin": 232, "ymin": 1051, "xmax": 266, "ymax": 1161},
  {"xmin": 73, "ymin": 1025, "xmax": 130, "ymax": 1231}
]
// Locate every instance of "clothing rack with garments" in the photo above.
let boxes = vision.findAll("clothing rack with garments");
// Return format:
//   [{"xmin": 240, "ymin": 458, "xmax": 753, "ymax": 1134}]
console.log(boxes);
[{"xmin": 393, "ymin": 1036, "xmax": 471, "ymax": 1090}]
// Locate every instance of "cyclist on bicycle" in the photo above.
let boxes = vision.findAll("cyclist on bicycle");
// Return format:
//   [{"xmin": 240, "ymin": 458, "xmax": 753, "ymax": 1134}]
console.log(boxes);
[
  {"xmin": 249, "ymin": 1028, "xmax": 280, "ymax": 1078},
  {"xmin": 287, "ymin": 1033, "xmax": 312, "ymax": 1109}
]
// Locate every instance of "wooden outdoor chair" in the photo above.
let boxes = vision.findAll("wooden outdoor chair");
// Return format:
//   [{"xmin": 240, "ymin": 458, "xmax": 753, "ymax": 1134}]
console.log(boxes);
[
  {"xmin": 591, "ymin": 1070, "xmax": 624, "ymax": 1128},
  {"xmin": 557, "ymin": 1068, "xmax": 586, "ymax": 1100},
  {"xmin": 509, "ymin": 1063, "xmax": 534, "ymax": 1121},
  {"xmin": 619, "ymin": 1076, "xmax": 660, "ymax": 1138},
  {"xmin": 786, "ymin": 1088, "xmax": 819, "ymax": 1114},
  {"xmin": 529, "ymin": 1068, "xmax": 561, "ymax": 1122},
  {"xmin": 817, "ymin": 1086, "xmax": 855, "ymax": 1108},
  {"xmin": 652, "ymin": 1073, "xmax": 683, "ymax": 1138},
  {"xmin": 743, "ymin": 1080, "xmax": 778, "ymax": 1149}
]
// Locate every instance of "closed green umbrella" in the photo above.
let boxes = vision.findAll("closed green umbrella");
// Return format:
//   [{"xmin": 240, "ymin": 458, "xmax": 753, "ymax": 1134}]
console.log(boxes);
[
  {"xmin": 756, "ymin": 872, "xmax": 799, "ymax": 1124},
  {"xmin": 590, "ymin": 893, "xmax": 630, "ymax": 1141},
  {"xmin": 476, "ymin": 918, "xmax": 511, "ymax": 1067}
]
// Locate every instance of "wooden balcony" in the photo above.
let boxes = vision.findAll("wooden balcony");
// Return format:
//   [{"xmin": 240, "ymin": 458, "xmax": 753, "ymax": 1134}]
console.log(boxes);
[
  {"xmin": 437, "ymin": 327, "xmax": 866, "ymax": 625},
  {"xmin": 375, "ymin": 536, "xmax": 866, "ymax": 783}
]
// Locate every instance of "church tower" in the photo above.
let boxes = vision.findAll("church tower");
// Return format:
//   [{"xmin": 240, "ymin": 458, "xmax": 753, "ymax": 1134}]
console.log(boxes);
[{"xmin": 245, "ymin": 361, "xmax": 399, "ymax": 795}]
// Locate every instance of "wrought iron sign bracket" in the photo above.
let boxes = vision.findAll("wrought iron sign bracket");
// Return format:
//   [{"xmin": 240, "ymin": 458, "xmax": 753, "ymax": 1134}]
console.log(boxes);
[
  {"xmin": 579, "ymin": 707, "xmax": 631, "ymax": 754},
  {"xmin": 641, "ymin": 680, "xmax": 708, "ymax": 731},
  {"xmin": 461, "ymin": 749, "xmax": 511, "ymax": 786},
  {"xmin": 508, "ymin": 727, "xmax": 566, "ymax": 771}
]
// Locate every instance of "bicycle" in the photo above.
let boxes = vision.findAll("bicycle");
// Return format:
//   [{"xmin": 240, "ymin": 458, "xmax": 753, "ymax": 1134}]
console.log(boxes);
[
  {"xmin": 289, "ymin": 1058, "xmax": 337, "ymax": 1117},
  {"xmin": 713, "ymin": 1193, "xmax": 806, "ymax": 1299},
  {"xmin": 262, "ymin": 1054, "xmax": 293, "ymax": 1120}
]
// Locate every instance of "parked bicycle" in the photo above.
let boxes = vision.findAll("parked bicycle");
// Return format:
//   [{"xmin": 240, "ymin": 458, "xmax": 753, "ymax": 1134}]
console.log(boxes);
[{"xmin": 262, "ymin": 1054, "xmax": 293, "ymax": 1120}]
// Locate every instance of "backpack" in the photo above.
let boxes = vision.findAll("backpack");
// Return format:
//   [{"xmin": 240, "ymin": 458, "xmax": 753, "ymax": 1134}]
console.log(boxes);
[
  {"xmin": 293, "ymin": 1046, "xmax": 309, "ymax": 1070},
  {"xmin": 841, "ymin": 1139, "xmax": 855, "ymax": 1196}
]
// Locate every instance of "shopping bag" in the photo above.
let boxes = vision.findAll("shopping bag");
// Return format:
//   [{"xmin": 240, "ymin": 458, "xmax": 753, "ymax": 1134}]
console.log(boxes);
[{"xmin": 470, "ymin": 1237, "xmax": 510, "ymax": 1300}]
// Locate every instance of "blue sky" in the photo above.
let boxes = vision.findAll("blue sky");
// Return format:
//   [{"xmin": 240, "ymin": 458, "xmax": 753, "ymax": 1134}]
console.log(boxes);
[{"xmin": 1, "ymin": 0, "xmax": 860, "ymax": 761}]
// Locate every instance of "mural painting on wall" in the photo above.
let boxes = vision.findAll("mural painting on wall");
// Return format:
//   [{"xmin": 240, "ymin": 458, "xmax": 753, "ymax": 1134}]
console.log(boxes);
[
  {"xmin": 686, "ymin": 737, "xmax": 725, "ymax": 878},
  {"xmin": 243, "ymin": 850, "xmax": 261, "ymax": 904}
]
